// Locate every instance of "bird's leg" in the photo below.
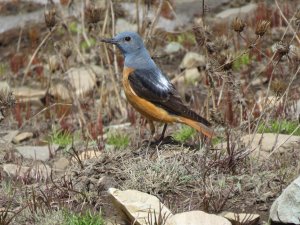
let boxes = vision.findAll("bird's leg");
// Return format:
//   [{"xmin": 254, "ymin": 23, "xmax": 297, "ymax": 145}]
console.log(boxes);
[{"xmin": 156, "ymin": 123, "xmax": 168, "ymax": 142}]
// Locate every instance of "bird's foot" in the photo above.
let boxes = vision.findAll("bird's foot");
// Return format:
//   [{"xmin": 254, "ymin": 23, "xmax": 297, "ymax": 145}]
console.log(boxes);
[{"xmin": 150, "ymin": 135, "xmax": 174, "ymax": 146}]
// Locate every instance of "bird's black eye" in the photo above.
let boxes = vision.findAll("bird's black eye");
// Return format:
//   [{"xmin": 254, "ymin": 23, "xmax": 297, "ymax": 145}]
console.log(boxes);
[{"xmin": 124, "ymin": 36, "xmax": 131, "ymax": 42}]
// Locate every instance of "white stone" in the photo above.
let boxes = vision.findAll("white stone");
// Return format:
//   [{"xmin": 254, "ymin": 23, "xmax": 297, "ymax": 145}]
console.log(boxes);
[
  {"xmin": 16, "ymin": 145, "xmax": 58, "ymax": 161},
  {"xmin": 180, "ymin": 52, "xmax": 205, "ymax": 70},
  {"xmin": 71, "ymin": 150, "xmax": 102, "ymax": 163},
  {"xmin": 108, "ymin": 188, "xmax": 173, "ymax": 225},
  {"xmin": 172, "ymin": 210, "xmax": 231, "ymax": 225},
  {"xmin": 216, "ymin": 3, "xmax": 257, "ymax": 20},
  {"xmin": 0, "ymin": 130, "xmax": 19, "ymax": 144},
  {"xmin": 12, "ymin": 87, "xmax": 45, "ymax": 104},
  {"xmin": 270, "ymin": 176, "xmax": 300, "ymax": 224},
  {"xmin": 3, "ymin": 163, "xmax": 51, "ymax": 180},
  {"xmin": 217, "ymin": 133, "xmax": 300, "ymax": 159},
  {"xmin": 12, "ymin": 132, "xmax": 34, "ymax": 144},
  {"xmin": 49, "ymin": 65, "xmax": 104, "ymax": 101},
  {"xmin": 53, "ymin": 157, "xmax": 69, "ymax": 171},
  {"xmin": 116, "ymin": 18, "xmax": 138, "ymax": 34},
  {"xmin": 164, "ymin": 42, "xmax": 184, "ymax": 54}
]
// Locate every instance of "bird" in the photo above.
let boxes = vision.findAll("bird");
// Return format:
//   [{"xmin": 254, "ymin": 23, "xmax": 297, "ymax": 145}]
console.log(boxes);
[{"xmin": 100, "ymin": 31, "xmax": 213, "ymax": 142}]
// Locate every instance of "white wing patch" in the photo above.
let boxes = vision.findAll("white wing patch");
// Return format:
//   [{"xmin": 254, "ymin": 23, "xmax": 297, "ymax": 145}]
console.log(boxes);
[{"xmin": 157, "ymin": 71, "xmax": 171, "ymax": 91}]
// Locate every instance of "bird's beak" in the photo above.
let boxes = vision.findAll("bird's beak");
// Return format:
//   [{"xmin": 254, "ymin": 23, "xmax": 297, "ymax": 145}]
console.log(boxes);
[{"xmin": 100, "ymin": 38, "xmax": 118, "ymax": 44}]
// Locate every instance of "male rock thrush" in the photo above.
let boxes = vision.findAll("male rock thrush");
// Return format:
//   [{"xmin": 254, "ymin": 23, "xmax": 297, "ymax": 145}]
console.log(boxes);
[{"xmin": 101, "ymin": 31, "xmax": 213, "ymax": 141}]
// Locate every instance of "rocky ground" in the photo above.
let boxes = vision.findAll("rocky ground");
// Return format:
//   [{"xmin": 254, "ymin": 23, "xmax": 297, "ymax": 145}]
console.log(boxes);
[{"xmin": 0, "ymin": 0, "xmax": 300, "ymax": 224}]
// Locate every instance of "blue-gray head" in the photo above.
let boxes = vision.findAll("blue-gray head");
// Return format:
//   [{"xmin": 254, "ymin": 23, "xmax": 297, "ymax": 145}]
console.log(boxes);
[{"xmin": 100, "ymin": 31, "xmax": 145, "ymax": 56}]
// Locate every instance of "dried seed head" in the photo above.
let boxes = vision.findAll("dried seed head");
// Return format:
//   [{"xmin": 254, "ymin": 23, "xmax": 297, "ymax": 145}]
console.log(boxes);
[
  {"xmin": 62, "ymin": 45, "xmax": 72, "ymax": 59},
  {"xmin": 206, "ymin": 36, "xmax": 229, "ymax": 54},
  {"xmin": 217, "ymin": 54, "xmax": 233, "ymax": 71},
  {"xmin": 255, "ymin": 20, "xmax": 270, "ymax": 36},
  {"xmin": 273, "ymin": 41, "xmax": 290, "ymax": 56},
  {"xmin": 84, "ymin": 4, "xmax": 101, "ymax": 24},
  {"xmin": 271, "ymin": 79, "xmax": 288, "ymax": 96},
  {"xmin": 210, "ymin": 109, "xmax": 225, "ymax": 126},
  {"xmin": 231, "ymin": 17, "xmax": 245, "ymax": 33},
  {"xmin": 44, "ymin": 7, "xmax": 56, "ymax": 30},
  {"xmin": 193, "ymin": 25, "xmax": 206, "ymax": 47}
]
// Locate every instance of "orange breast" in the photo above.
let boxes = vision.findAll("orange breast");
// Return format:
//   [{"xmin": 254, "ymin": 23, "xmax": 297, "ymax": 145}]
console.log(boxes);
[{"xmin": 122, "ymin": 67, "xmax": 176, "ymax": 123}]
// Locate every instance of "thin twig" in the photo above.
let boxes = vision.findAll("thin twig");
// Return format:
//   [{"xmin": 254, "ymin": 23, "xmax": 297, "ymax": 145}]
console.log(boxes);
[
  {"xmin": 275, "ymin": 0, "xmax": 300, "ymax": 44},
  {"xmin": 145, "ymin": 0, "xmax": 164, "ymax": 41},
  {"xmin": 22, "ymin": 28, "xmax": 56, "ymax": 85}
]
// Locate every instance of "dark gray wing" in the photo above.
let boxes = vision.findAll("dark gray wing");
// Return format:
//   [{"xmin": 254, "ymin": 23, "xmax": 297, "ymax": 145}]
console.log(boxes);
[{"xmin": 128, "ymin": 68, "xmax": 211, "ymax": 127}]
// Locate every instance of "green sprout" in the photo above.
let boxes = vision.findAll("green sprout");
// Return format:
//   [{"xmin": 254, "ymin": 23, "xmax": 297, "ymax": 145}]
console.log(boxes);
[
  {"xmin": 63, "ymin": 210, "xmax": 104, "ymax": 225},
  {"xmin": 172, "ymin": 125, "xmax": 196, "ymax": 143},
  {"xmin": 106, "ymin": 132, "xmax": 130, "ymax": 149},
  {"xmin": 233, "ymin": 53, "xmax": 251, "ymax": 70},
  {"xmin": 258, "ymin": 120, "xmax": 300, "ymax": 136},
  {"xmin": 49, "ymin": 128, "xmax": 73, "ymax": 148}
]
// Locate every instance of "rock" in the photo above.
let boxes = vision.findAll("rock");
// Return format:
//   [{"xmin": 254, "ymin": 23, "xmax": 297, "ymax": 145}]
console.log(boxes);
[
  {"xmin": 184, "ymin": 68, "xmax": 201, "ymax": 83},
  {"xmin": 49, "ymin": 65, "xmax": 104, "ymax": 101},
  {"xmin": 217, "ymin": 133, "xmax": 300, "ymax": 159},
  {"xmin": 3, "ymin": 163, "xmax": 51, "ymax": 180},
  {"xmin": 116, "ymin": 18, "xmax": 138, "ymax": 34},
  {"xmin": 258, "ymin": 191, "xmax": 276, "ymax": 203},
  {"xmin": 13, "ymin": 87, "xmax": 46, "ymax": 104},
  {"xmin": 121, "ymin": 0, "xmax": 230, "ymax": 32},
  {"xmin": 164, "ymin": 42, "xmax": 184, "ymax": 54},
  {"xmin": 0, "ymin": 81, "xmax": 11, "ymax": 96},
  {"xmin": 108, "ymin": 188, "xmax": 173, "ymax": 225},
  {"xmin": 12, "ymin": 132, "xmax": 33, "ymax": 144},
  {"xmin": 216, "ymin": 3, "xmax": 257, "ymax": 20},
  {"xmin": 270, "ymin": 176, "xmax": 300, "ymax": 224},
  {"xmin": 171, "ymin": 68, "xmax": 202, "ymax": 85},
  {"xmin": 0, "ymin": 130, "xmax": 19, "ymax": 144},
  {"xmin": 179, "ymin": 52, "xmax": 205, "ymax": 70},
  {"xmin": 97, "ymin": 176, "xmax": 117, "ymax": 192},
  {"xmin": 72, "ymin": 150, "xmax": 102, "ymax": 163},
  {"xmin": 222, "ymin": 212, "xmax": 260, "ymax": 225},
  {"xmin": 16, "ymin": 145, "xmax": 58, "ymax": 161},
  {"xmin": 249, "ymin": 77, "xmax": 268, "ymax": 86},
  {"xmin": 48, "ymin": 55, "xmax": 60, "ymax": 73},
  {"xmin": 172, "ymin": 211, "xmax": 231, "ymax": 225},
  {"xmin": 53, "ymin": 157, "xmax": 69, "ymax": 171}
]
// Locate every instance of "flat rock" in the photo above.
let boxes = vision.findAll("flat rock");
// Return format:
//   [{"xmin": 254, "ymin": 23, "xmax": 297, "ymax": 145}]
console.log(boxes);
[
  {"xmin": 216, "ymin": 3, "xmax": 257, "ymax": 20},
  {"xmin": 12, "ymin": 132, "xmax": 33, "ymax": 144},
  {"xmin": 49, "ymin": 65, "xmax": 105, "ymax": 101},
  {"xmin": 3, "ymin": 163, "xmax": 51, "ymax": 180},
  {"xmin": 217, "ymin": 133, "xmax": 300, "ymax": 159},
  {"xmin": 72, "ymin": 150, "xmax": 102, "ymax": 163},
  {"xmin": 0, "ymin": 130, "xmax": 19, "ymax": 144},
  {"xmin": 53, "ymin": 157, "xmax": 69, "ymax": 171},
  {"xmin": 179, "ymin": 52, "xmax": 205, "ymax": 70},
  {"xmin": 172, "ymin": 210, "xmax": 231, "ymax": 225},
  {"xmin": 0, "ymin": 81, "xmax": 10, "ymax": 95},
  {"xmin": 108, "ymin": 188, "xmax": 173, "ymax": 225},
  {"xmin": 16, "ymin": 145, "xmax": 58, "ymax": 161},
  {"xmin": 116, "ymin": 18, "xmax": 137, "ymax": 34},
  {"xmin": 164, "ymin": 42, "xmax": 184, "ymax": 54},
  {"xmin": 222, "ymin": 212, "xmax": 260, "ymax": 225},
  {"xmin": 270, "ymin": 176, "xmax": 300, "ymax": 224},
  {"xmin": 13, "ymin": 87, "xmax": 46, "ymax": 104}
]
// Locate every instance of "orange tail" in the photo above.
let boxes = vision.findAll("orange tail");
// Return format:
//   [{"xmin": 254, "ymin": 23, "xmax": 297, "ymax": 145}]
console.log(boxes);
[{"xmin": 179, "ymin": 117, "xmax": 214, "ymax": 138}]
